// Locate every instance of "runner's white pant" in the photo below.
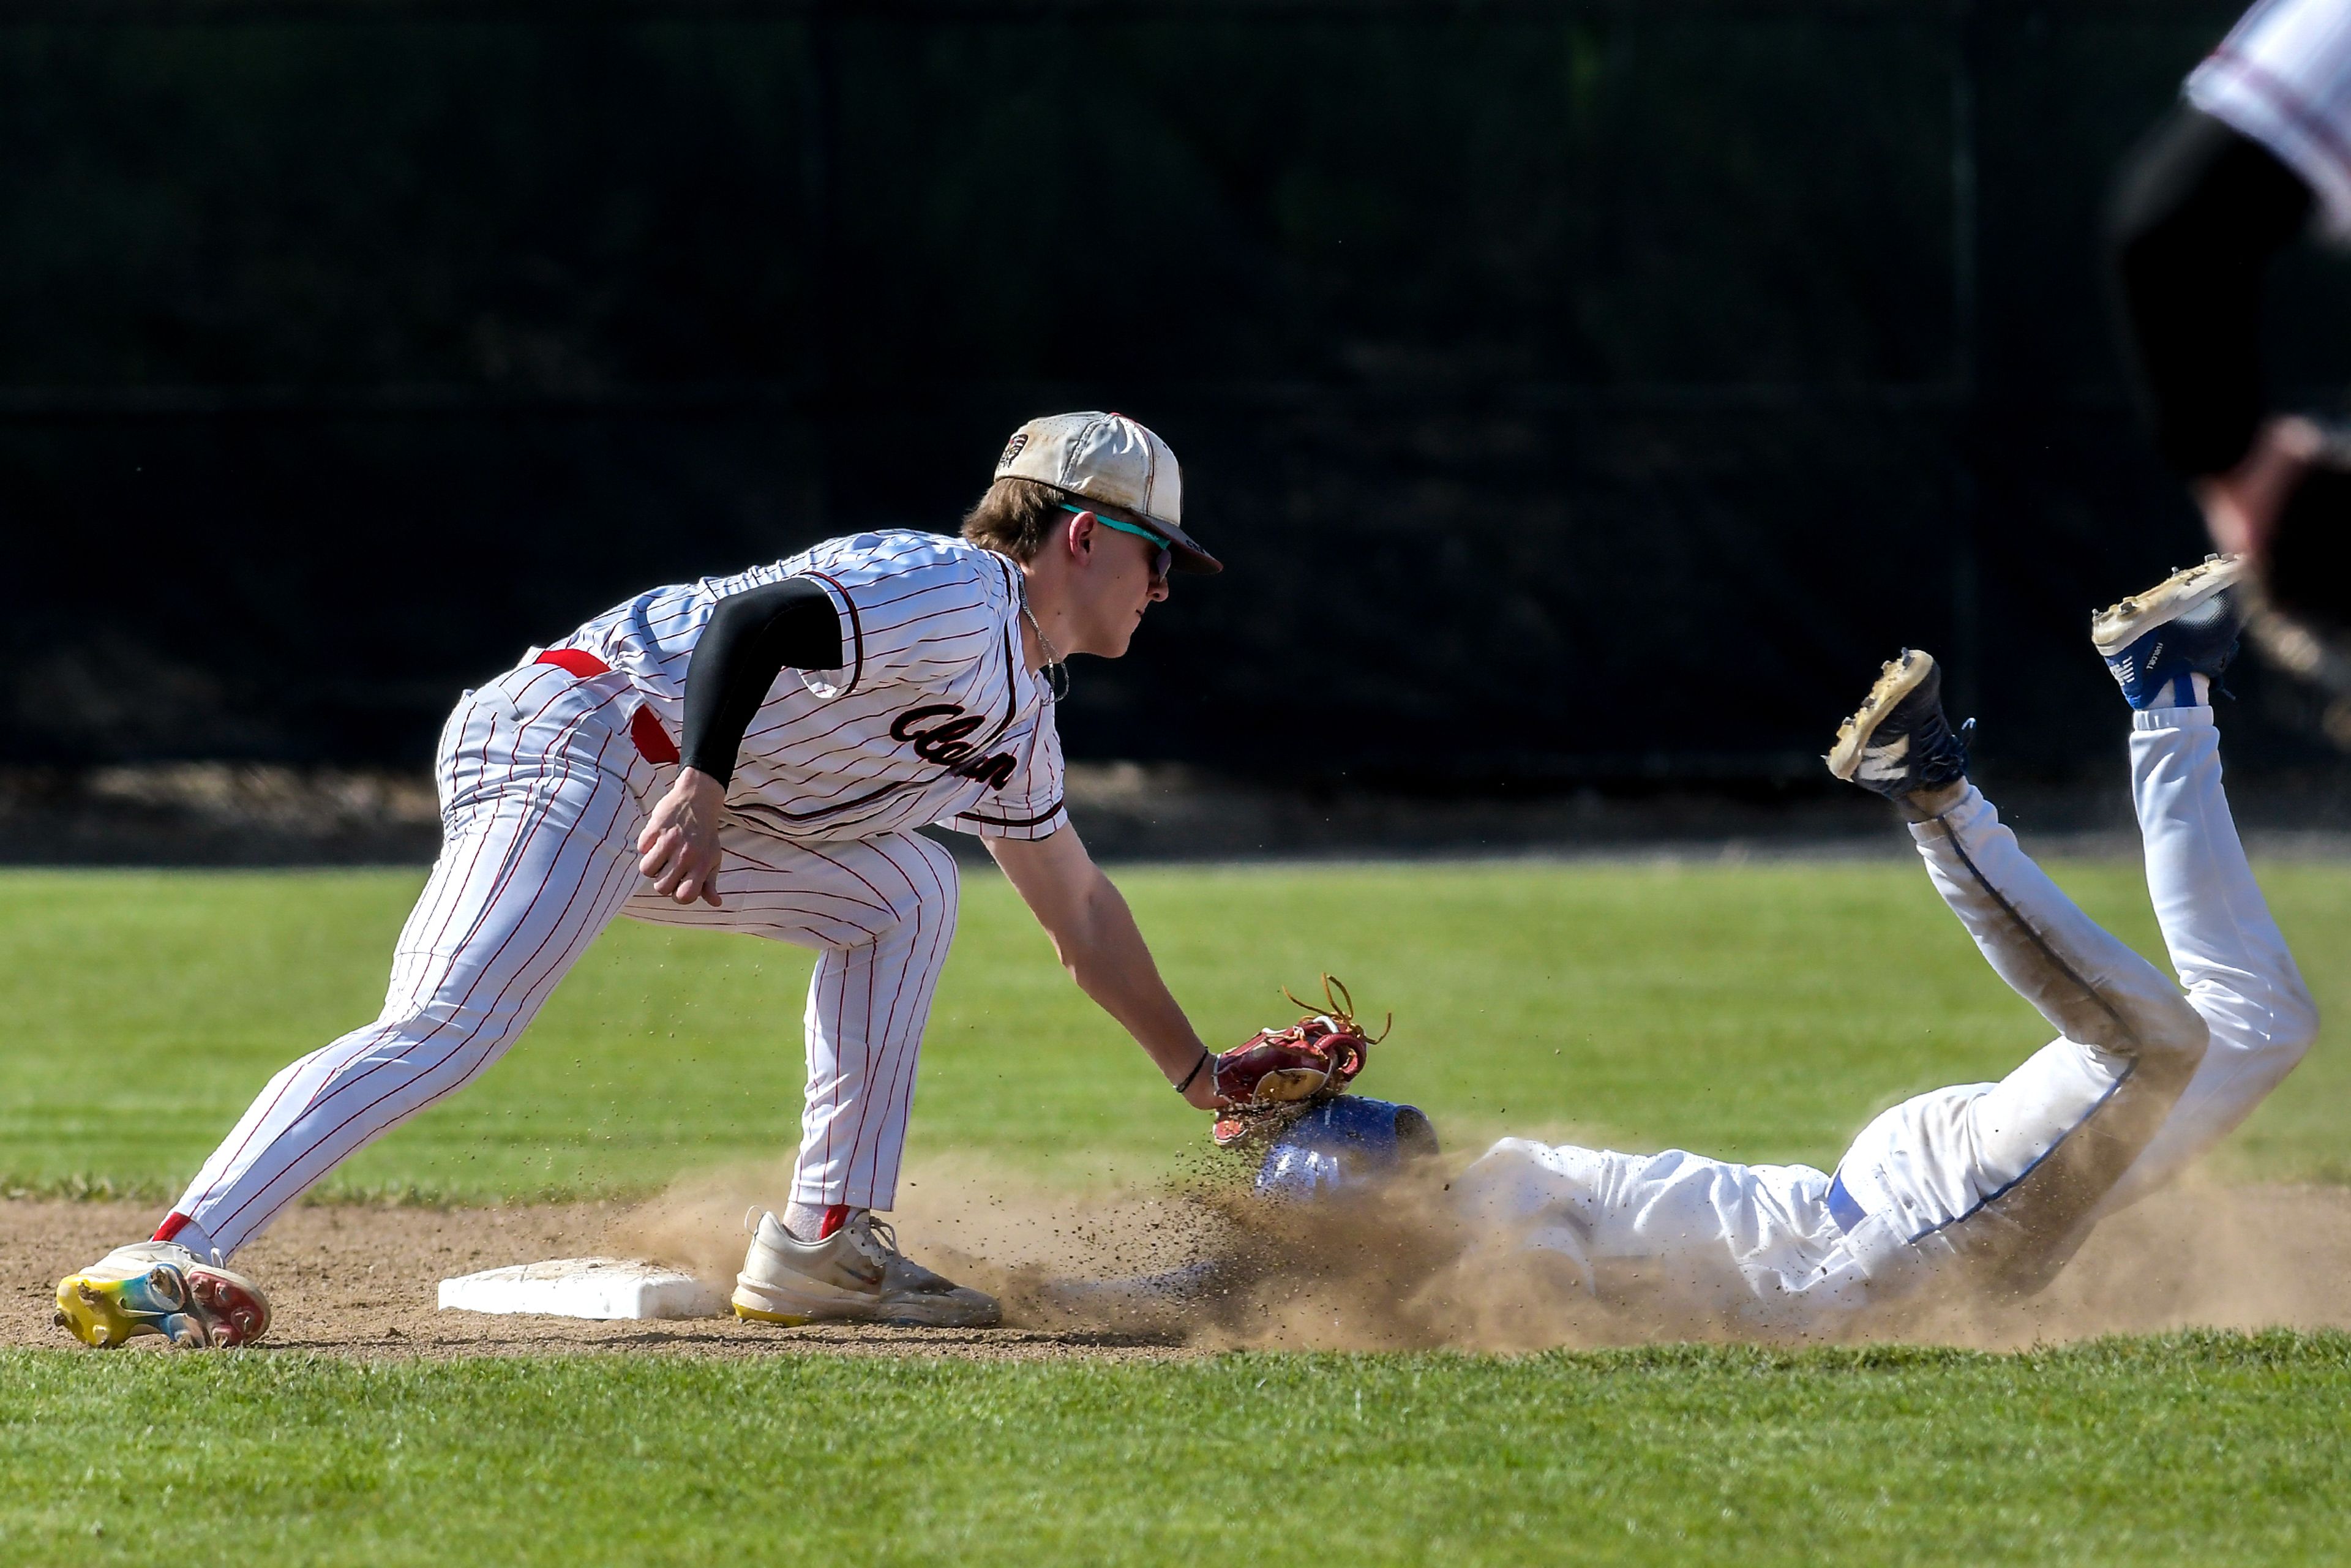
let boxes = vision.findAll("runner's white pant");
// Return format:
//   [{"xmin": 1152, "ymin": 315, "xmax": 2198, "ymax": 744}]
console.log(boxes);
[
  {"xmin": 1459, "ymin": 706, "xmax": 2316, "ymax": 1329},
  {"xmin": 167, "ymin": 661, "xmax": 960, "ymax": 1260}
]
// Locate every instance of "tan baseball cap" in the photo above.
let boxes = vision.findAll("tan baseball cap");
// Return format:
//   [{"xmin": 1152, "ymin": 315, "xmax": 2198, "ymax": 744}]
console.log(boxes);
[{"xmin": 994, "ymin": 411, "xmax": 1221, "ymax": 574}]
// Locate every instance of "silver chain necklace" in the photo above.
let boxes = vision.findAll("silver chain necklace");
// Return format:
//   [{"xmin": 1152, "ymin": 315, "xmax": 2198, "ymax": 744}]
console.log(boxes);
[{"xmin": 1018, "ymin": 585, "xmax": 1069, "ymax": 703}]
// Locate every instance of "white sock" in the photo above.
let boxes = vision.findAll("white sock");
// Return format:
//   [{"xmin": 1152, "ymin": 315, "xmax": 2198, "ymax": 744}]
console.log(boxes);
[
  {"xmin": 161, "ymin": 1217, "xmax": 223, "ymax": 1265},
  {"xmin": 782, "ymin": 1201, "xmax": 846, "ymax": 1242}
]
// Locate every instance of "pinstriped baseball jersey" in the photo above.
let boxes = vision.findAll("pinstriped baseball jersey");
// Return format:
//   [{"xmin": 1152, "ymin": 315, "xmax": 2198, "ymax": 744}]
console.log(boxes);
[
  {"xmin": 558, "ymin": 531, "xmax": 1068, "ymax": 844},
  {"xmin": 2191, "ymin": 0, "xmax": 2351, "ymax": 240}
]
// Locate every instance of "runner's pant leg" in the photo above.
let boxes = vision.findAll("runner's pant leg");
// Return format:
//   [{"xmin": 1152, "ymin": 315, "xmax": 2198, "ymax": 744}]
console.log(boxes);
[
  {"xmin": 168, "ymin": 666, "xmax": 653, "ymax": 1259},
  {"xmin": 2102, "ymin": 705, "xmax": 2319, "ymax": 1206},
  {"xmin": 1836, "ymin": 784, "xmax": 2208, "ymax": 1291},
  {"xmin": 1455, "ymin": 1139, "xmax": 1861, "ymax": 1328},
  {"xmin": 624, "ymin": 826, "xmax": 959, "ymax": 1213}
]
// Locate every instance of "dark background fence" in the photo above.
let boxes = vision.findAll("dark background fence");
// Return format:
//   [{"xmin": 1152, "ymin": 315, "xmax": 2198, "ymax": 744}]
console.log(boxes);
[{"xmin": 7, "ymin": 0, "xmax": 2350, "ymax": 792}]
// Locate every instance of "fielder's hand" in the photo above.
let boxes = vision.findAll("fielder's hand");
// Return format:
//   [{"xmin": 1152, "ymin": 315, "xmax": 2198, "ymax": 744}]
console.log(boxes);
[
  {"xmin": 2199, "ymin": 416, "xmax": 2351, "ymax": 712},
  {"xmin": 638, "ymin": 767, "xmax": 727, "ymax": 906},
  {"xmin": 2198, "ymin": 415, "xmax": 2323, "ymax": 561}
]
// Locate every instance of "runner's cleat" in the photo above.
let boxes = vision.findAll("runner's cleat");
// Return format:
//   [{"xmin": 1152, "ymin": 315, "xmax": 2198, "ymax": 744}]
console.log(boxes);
[
  {"xmin": 1826, "ymin": 648, "xmax": 1971, "ymax": 800},
  {"xmin": 731, "ymin": 1207, "xmax": 1002, "ymax": 1329},
  {"xmin": 2090, "ymin": 555, "xmax": 2246, "ymax": 710},
  {"xmin": 53, "ymin": 1241, "xmax": 272, "ymax": 1349}
]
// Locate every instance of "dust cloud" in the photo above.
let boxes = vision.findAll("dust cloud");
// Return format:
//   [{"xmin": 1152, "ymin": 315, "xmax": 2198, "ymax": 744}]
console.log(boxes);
[{"xmin": 601, "ymin": 1151, "xmax": 2351, "ymax": 1352}]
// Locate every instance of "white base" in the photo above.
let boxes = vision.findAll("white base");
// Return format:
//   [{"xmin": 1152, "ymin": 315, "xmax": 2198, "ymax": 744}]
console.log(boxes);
[{"xmin": 437, "ymin": 1258, "xmax": 724, "ymax": 1321}]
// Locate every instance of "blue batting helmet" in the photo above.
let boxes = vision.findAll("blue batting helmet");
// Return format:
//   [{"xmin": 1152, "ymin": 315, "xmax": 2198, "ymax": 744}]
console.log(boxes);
[{"xmin": 1253, "ymin": 1095, "xmax": 1439, "ymax": 1202}]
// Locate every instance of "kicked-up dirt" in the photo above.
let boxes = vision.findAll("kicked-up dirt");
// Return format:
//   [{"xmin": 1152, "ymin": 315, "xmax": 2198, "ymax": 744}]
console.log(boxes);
[{"xmin": 10, "ymin": 1161, "xmax": 2351, "ymax": 1360}]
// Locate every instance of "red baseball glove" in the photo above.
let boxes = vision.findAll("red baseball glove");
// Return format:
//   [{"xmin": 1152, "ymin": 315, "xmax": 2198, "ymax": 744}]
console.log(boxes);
[{"xmin": 1209, "ymin": 975, "xmax": 1388, "ymax": 1147}]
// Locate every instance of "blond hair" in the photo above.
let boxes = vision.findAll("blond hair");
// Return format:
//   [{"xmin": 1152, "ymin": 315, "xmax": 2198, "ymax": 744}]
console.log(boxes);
[{"xmin": 959, "ymin": 476, "xmax": 1072, "ymax": 562}]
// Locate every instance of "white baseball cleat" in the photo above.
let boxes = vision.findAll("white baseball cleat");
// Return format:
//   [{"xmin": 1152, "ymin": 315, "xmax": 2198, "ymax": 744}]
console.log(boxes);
[{"xmin": 732, "ymin": 1207, "xmax": 1002, "ymax": 1329}]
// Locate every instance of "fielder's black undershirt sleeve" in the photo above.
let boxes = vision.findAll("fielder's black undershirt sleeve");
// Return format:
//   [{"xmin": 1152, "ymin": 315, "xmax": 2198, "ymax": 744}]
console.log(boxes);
[
  {"xmin": 2110, "ymin": 106, "xmax": 2314, "ymax": 479},
  {"xmin": 678, "ymin": 578, "xmax": 844, "ymax": 786}
]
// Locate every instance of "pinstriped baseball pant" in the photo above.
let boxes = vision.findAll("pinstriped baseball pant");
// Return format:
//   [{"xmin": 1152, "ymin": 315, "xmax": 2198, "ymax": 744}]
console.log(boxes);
[
  {"xmin": 619, "ymin": 820, "xmax": 959, "ymax": 1215},
  {"xmin": 167, "ymin": 662, "xmax": 961, "ymax": 1261}
]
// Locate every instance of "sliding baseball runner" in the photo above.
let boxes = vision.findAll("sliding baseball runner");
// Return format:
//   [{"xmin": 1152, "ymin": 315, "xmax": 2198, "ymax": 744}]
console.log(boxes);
[
  {"xmin": 1458, "ymin": 558, "xmax": 2317, "ymax": 1329},
  {"xmin": 55, "ymin": 411, "xmax": 1349, "ymax": 1348}
]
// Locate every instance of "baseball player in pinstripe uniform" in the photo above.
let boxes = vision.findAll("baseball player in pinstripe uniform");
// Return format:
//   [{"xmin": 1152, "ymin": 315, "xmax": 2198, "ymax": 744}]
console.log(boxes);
[
  {"xmin": 56, "ymin": 411, "xmax": 1257, "ymax": 1346},
  {"xmin": 2113, "ymin": 0, "xmax": 2351, "ymax": 630}
]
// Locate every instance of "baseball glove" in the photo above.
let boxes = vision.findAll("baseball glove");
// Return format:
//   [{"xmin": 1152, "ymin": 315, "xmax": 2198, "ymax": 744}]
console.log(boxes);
[{"xmin": 1209, "ymin": 975, "xmax": 1389, "ymax": 1147}]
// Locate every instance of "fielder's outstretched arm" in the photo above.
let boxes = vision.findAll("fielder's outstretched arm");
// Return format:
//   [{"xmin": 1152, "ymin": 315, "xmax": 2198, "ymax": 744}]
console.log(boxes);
[{"xmin": 987, "ymin": 828, "xmax": 1226, "ymax": 1111}]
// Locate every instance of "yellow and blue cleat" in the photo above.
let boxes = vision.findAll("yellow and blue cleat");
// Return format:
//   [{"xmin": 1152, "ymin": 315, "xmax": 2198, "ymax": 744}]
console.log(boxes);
[{"xmin": 53, "ymin": 1242, "xmax": 272, "ymax": 1349}]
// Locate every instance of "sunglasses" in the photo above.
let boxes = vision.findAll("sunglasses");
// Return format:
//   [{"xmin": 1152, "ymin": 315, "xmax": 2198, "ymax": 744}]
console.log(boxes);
[{"xmin": 1062, "ymin": 504, "xmax": 1172, "ymax": 582}]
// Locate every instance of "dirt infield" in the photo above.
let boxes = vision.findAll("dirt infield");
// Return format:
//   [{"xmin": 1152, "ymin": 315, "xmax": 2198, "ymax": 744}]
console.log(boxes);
[
  {"xmin": 2, "ymin": 1198, "xmax": 1181, "ymax": 1361},
  {"xmin": 12, "ymin": 1172, "xmax": 2351, "ymax": 1359}
]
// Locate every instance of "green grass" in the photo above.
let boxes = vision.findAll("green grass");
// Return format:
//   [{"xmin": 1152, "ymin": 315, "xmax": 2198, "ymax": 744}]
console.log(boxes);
[
  {"xmin": 5, "ymin": 857, "xmax": 2350, "ymax": 1201},
  {"xmin": 11, "ymin": 861, "xmax": 2351, "ymax": 1565},
  {"xmin": 6, "ymin": 1335, "xmax": 2351, "ymax": 1566}
]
